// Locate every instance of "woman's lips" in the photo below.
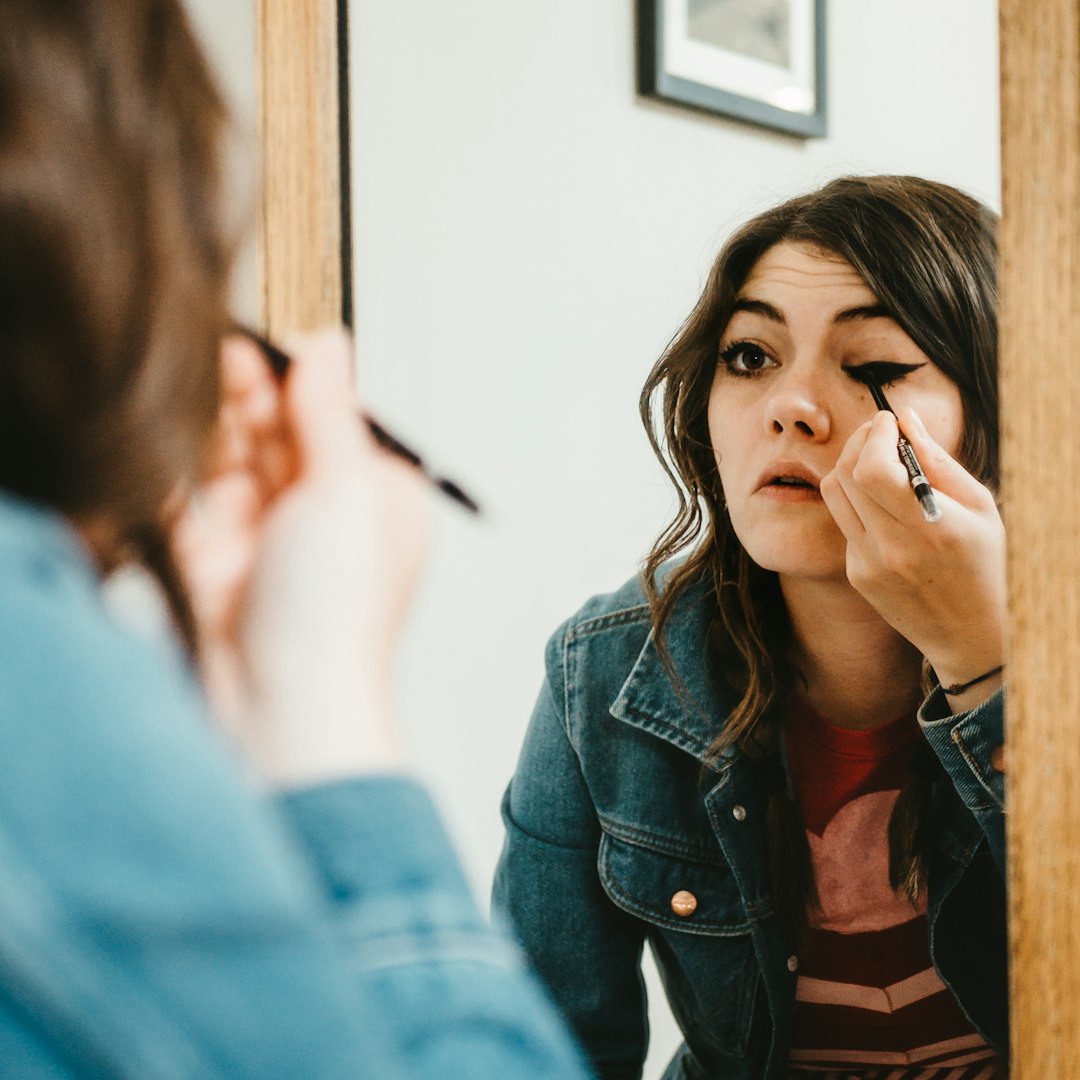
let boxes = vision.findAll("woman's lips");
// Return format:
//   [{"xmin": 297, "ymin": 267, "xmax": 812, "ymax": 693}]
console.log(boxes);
[
  {"xmin": 754, "ymin": 462, "xmax": 824, "ymax": 501},
  {"xmin": 757, "ymin": 480, "xmax": 824, "ymax": 502}
]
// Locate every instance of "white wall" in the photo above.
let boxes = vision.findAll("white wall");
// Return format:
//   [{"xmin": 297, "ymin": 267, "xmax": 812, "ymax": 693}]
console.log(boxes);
[
  {"xmin": 184, "ymin": 0, "xmax": 259, "ymax": 322},
  {"xmin": 348, "ymin": 3, "xmax": 999, "ymax": 1074}
]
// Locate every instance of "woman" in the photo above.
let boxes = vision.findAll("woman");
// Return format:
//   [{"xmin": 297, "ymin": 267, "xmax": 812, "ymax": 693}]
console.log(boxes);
[
  {"xmin": 494, "ymin": 176, "xmax": 1006, "ymax": 1079},
  {"xmin": 0, "ymin": 2, "xmax": 589, "ymax": 1076}
]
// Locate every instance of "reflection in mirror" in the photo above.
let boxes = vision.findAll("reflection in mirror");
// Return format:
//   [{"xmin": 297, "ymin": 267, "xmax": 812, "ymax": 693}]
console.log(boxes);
[
  {"xmin": 254, "ymin": 1, "xmax": 1003, "ymax": 1075},
  {"xmin": 343, "ymin": 3, "xmax": 999, "ymax": 1074}
]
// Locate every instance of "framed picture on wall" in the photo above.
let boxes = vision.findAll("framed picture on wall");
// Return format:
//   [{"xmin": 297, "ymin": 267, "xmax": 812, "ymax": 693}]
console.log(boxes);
[{"xmin": 637, "ymin": 0, "xmax": 826, "ymax": 138}]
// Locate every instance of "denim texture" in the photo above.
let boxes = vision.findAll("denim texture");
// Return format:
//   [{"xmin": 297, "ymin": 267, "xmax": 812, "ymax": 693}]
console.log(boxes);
[
  {"xmin": 0, "ymin": 492, "xmax": 590, "ymax": 1079},
  {"xmin": 493, "ymin": 571, "xmax": 1007, "ymax": 1079}
]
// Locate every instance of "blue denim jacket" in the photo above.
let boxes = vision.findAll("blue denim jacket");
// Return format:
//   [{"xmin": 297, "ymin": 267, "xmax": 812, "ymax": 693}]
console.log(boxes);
[
  {"xmin": 0, "ymin": 491, "xmax": 589, "ymax": 1079},
  {"xmin": 493, "ymin": 571, "xmax": 1007, "ymax": 1079}
]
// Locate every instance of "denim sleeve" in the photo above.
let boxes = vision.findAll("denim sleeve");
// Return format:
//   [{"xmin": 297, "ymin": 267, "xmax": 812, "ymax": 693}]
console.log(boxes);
[
  {"xmin": 0, "ymin": 550, "xmax": 590, "ymax": 1079},
  {"xmin": 918, "ymin": 686, "xmax": 1005, "ymax": 874},
  {"xmin": 493, "ymin": 626, "xmax": 648, "ymax": 1080},
  {"xmin": 276, "ymin": 777, "xmax": 593, "ymax": 1080}
]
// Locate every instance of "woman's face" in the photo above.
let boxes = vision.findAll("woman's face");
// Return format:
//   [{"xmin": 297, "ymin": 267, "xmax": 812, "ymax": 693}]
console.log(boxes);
[{"xmin": 706, "ymin": 240, "xmax": 964, "ymax": 582}]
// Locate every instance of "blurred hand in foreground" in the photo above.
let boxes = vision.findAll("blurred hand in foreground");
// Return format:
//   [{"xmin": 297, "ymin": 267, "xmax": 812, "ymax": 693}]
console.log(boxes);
[{"xmin": 172, "ymin": 328, "xmax": 429, "ymax": 786}]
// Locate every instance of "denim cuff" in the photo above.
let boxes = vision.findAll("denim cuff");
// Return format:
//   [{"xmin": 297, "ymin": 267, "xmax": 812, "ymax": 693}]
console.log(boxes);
[
  {"xmin": 918, "ymin": 686, "xmax": 1005, "ymax": 812},
  {"xmin": 275, "ymin": 777, "xmax": 499, "ymax": 950},
  {"xmin": 273, "ymin": 782, "xmax": 590, "ymax": 1078}
]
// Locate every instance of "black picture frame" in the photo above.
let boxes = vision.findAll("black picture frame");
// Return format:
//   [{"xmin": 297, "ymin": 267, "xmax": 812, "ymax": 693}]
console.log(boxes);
[{"xmin": 637, "ymin": 0, "xmax": 827, "ymax": 138}]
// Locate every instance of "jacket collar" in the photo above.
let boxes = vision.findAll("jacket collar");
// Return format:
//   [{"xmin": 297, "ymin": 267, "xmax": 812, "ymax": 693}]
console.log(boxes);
[{"xmin": 609, "ymin": 572, "xmax": 736, "ymax": 768}]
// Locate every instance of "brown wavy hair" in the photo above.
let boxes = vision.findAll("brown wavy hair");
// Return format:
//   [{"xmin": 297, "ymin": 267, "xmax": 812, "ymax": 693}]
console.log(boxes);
[
  {"xmin": 639, "ymin": 175, "xmax": 998, "ymax": 937},
  {"xmin": 0, "ymin": 0, "xmax": 235, "ymax": 653}
]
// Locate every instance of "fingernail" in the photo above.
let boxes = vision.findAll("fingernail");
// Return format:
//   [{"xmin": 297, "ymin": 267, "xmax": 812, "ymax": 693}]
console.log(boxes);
[{"xmin": 906, "ymin": 408, "xmax": 929, "ymax": 438}]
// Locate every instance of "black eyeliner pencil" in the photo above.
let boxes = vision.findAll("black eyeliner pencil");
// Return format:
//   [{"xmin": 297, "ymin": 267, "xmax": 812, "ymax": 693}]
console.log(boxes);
[
  {"xmin": 238, "ymin": 328, "xmax": 481, "ymax": 515},
  {"xmin": 862, "ymin": 370, "xmax": 941, "ymax": 524}
]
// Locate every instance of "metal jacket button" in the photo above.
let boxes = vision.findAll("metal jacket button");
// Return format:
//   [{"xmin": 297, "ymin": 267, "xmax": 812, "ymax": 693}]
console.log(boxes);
[
  {"xmin": 787, "ymin": 955, "xmax": 799, "ymax": 972},
  {"xmin": 732, "ymin": 804, "xmax": 747, "ymax": 821},
  {"xmin": 670, "ymin": 890, "xmax": 697, "ymax": 917}
]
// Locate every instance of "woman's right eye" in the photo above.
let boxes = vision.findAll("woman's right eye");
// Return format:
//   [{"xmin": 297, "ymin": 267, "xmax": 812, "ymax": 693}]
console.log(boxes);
[{"xmin": 718, "ymin": 341, "xmax": 775, "ymax": 376}]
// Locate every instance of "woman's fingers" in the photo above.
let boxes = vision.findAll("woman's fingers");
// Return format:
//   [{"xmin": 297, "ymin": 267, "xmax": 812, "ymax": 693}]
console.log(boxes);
[
  {"xmin": 173, "ymin": 472, "xmax": 261, "ymax": 633},
  {"xmin": 825, "ymin": 415, "xmax": 913, "ymax": 548},
  {"xmin": 899, "ymin": 407, "xmax": 997, "ymax": 512},
  {"xmin": 819, "ymin": 465, "xmax": 866, "ymax": 544},
  {"xmin": 220, "ymin": 334, "xmax": 268, "ymax": 400},
  {"xmin": 280, "ymin": 328, "xmax": 373, "ymax": 479},
  {"xmin": 820, "ymin": 404, "xmax": 1006, "ymax": 689},
  {"xmin": 841, "ymin": 411, "xmax": 934, "ymax": 527},
  {"xmin": 207, "ymin": 336, "xmax": 291, "ymax": 495},
  {"xmin": 829, "ymin": 409, "xmax": 985, "ymax": 535},
  {"xmin": 227, "ymin": 325, "xmax": 431, "ymax": 785}
]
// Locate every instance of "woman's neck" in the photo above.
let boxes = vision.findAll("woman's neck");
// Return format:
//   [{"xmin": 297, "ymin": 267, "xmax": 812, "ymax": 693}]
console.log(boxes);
[{"xmin": 779, "ymin": 575, "xmax": 924, "ymax": 730}]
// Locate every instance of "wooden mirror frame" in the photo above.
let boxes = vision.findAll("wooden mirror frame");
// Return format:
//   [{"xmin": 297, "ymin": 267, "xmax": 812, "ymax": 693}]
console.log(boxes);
[
  {"xmin": 256, "ymin": 0, "xmax": 351, "ymax": 335},
  {"xmin": 257, "ymin": 0, "xmax": 1080, "ymax": 1070},
  {"xmin": 1000, "ymin": 0, "xmax": 1080, "ymax": 1073}
]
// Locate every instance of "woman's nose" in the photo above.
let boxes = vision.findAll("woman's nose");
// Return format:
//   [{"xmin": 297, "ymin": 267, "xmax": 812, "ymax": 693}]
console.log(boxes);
[{"xmin": 765, "ymin": 377, "xmax": 831, "ymax": 441}]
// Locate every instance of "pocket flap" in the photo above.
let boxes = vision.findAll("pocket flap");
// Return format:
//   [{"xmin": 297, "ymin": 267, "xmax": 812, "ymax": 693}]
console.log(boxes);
[{"xmin": 598, "ymin": 831, "xmax": 752, "ymax": 935}]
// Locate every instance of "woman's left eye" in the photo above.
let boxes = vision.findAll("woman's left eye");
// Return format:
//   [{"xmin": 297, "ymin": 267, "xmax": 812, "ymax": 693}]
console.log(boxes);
[
  {"xmin": 845, "ymin": 360, "xmax": 925, "ymax": 387},
  {"xmin": 718, "ymin": 341, "xmax": 776, "ymax": 376}
]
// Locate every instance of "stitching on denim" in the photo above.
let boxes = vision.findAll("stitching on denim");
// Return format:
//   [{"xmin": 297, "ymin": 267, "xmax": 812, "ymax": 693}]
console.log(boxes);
[
  {"xmin": 704, "ymin": 796, "xmax": 773, "ymax": 923},
  {"xmin": 566, "ymin": 604, "xmax": 651, "ymax": 641},
  {"xmin": 618, "ymin": 705, "xmax": 712, "ymax": 760},
  {"xmin": 930, "ymin": 784, "xmax": 983, "ymax": 865},
  {"xmin": 343, "ymin": 929, "xmax": 519, "ymax": 973},
  {"xmin": 598, "ymin": 815, "xmax": 728, "ymax": 865},
  {"xmin": 598, "ymin": 837, "xmax": 754, "ymax": 937},
  {"xmin": 506, "ymin": 813, "xmax": 598, "ymax": 852},
  {"xmin": 560, "ymin": 621, "xmax": 573, "ymax": 744},
  {"xmin": 949, "ymin": 724, "xmax": 1001, "ymax": 811}
]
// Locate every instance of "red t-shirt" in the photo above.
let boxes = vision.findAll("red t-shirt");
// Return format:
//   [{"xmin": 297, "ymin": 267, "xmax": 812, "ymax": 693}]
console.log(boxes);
[{"xmin": 784, "ymin": 702, "xmax": 1003, "ymax": 1080}]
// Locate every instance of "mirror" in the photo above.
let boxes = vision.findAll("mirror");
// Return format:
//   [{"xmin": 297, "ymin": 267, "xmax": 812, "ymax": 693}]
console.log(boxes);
[
  {"xmin": 344, "ymin": 6, "xmax": 999, "ymax": 1073},
  {"xmin": 198, "ymin": 2, "xmax": 1002, "ymax": 1074}
]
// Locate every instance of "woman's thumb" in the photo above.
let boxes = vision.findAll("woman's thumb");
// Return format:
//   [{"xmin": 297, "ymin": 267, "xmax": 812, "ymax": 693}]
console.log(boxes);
[
  {"xmin": 281, "ymin": 328, "xmax": 369, "ymax": 475},
  {"xmin": 900, "ymin": 406, "xmax": 986, "ymax": 504}
]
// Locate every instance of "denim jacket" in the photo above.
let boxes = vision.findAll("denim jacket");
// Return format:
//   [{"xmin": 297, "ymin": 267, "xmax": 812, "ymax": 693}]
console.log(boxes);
[
  {"xmin": 493, "ymin": 571, "xmax": 1007, "ymax": 1079},
  {"xmin": 0, "ymin": 491, "xmax": 589, "ymax": 1079}
]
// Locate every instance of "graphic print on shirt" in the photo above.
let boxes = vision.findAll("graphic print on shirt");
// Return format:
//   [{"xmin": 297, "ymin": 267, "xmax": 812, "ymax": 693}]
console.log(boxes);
[{"xmin": 784, "ymin": 704, "xmax": 1002, "ymax": 1079}]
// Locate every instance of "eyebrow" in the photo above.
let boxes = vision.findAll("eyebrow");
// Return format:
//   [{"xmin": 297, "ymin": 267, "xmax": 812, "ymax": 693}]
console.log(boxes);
[
  {"xmin": 832, "ymin": 303, "xmax": 895, "ymax": 324},
  {"xmin": 731, "ymin": 298, "xmax": 785, "ymax": 323},
  {"xmin": 730, "ymin": 298, "xmax": 896, "ymax": 326}
]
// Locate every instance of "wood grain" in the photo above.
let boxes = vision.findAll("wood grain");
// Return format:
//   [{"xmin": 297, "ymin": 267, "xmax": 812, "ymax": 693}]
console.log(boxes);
[
  {"xmin": 256, "ymin": 0, "xmax": 343, "ymax": 335},
  {"xmin": 1000, "ymin": 0, "xmax": 1080, "ymax": 1073}
]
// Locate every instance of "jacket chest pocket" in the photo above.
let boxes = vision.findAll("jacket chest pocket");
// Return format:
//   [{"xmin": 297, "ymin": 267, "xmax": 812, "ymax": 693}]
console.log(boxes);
[{"xmin": 598, "ymin": 831, "xmax": 760, "ymax": 1059}]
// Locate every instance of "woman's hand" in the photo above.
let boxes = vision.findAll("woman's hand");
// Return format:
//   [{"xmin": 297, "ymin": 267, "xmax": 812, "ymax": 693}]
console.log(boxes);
[
  {"xmin": 172, "ymin": 329, "xmax": 428, "ymax": 786},
  {"xmin": 819, "ymin": 407, "xmax": 1005, "ymax": 711}
]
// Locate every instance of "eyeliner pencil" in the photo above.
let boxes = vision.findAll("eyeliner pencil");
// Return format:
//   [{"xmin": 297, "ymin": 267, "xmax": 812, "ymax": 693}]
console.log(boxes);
[
  {"xmin": 239, "ymin": 328, "xmax": 480, "ymax": 515},
  {"xmin": 862, "ymin": 371, "xmax": 941, "ymax": 524}
]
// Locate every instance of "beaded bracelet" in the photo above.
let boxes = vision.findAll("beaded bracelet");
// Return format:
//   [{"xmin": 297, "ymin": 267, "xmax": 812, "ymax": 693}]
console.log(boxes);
[{"xmin": 941, "ymin": 664, "xmax": 1004, "ymax": 697}]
